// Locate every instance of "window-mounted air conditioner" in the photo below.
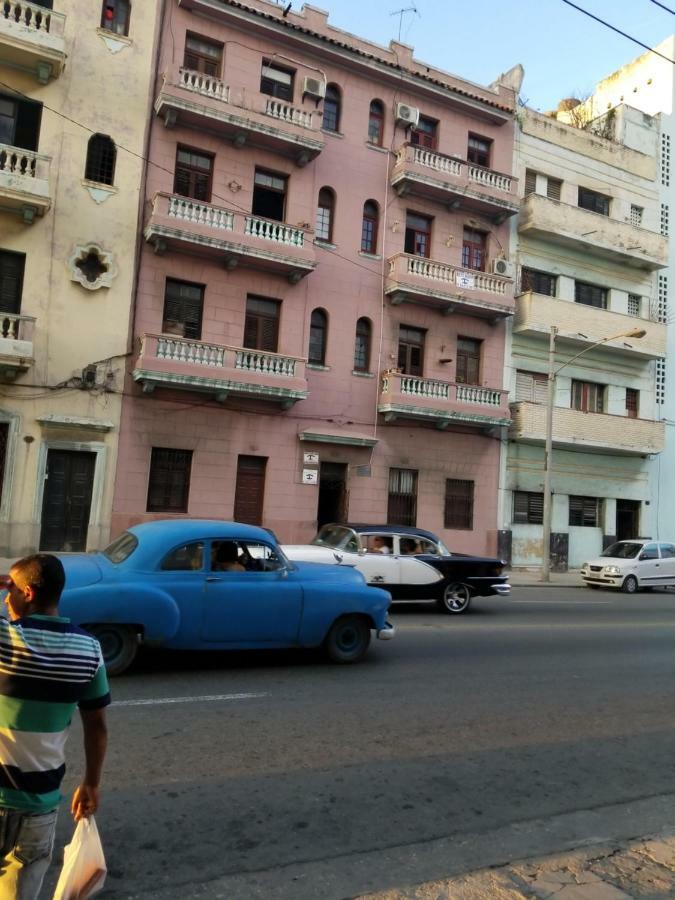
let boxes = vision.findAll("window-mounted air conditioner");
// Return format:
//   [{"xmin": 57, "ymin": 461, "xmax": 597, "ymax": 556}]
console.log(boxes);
[
  {"xmin": 395, "ymin": 103, "xmax": 420, "ymax": 127},
  {"xmin": 303, "ymin": 76, "xmax": 326, "ymax": 99},
  {"xmin": 491, "ymin": 258, "xmax": 515, "ymax": 278}
]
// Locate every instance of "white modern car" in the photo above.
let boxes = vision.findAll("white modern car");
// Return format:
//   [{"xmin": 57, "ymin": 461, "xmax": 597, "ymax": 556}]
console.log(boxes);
[{"xmin": 580, "ymin": 540, "xmax": 675, "ymax": 592}]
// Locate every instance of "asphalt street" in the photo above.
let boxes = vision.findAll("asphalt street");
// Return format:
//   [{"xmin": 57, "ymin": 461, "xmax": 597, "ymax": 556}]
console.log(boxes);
[{"xmin": 42, "ymin": 587, "xmax": 675, "ymax": 899}]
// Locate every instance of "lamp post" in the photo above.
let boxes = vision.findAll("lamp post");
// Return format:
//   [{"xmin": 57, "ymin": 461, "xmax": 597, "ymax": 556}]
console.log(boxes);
[{"xmin": 540, "ymin": 325, "xmax": 647, "ymax": 582}]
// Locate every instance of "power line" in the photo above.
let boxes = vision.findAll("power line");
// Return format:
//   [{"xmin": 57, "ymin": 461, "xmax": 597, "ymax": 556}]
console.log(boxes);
[
  {"xmin": 559, "ymin": 0, "xmax": 675, "ymax": 64},
  {"xmin": 649, "ymin": 0, "xmax": 675, "ymax": 15}
]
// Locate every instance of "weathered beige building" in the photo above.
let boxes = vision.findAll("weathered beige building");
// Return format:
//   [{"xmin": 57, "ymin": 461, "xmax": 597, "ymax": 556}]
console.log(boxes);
[{"xmin": 0, "ymin": 0, "xmax": 160, "ymax": 554}]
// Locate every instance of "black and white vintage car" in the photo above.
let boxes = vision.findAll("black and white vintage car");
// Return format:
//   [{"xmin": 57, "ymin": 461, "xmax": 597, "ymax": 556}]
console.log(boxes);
[{"xmin": 283, "ymin": 524, "xmax": 510, "ymax": 614}]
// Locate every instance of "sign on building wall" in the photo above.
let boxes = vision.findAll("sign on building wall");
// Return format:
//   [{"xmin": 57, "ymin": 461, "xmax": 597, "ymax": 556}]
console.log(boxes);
[
  {"xmin": 303, "ymin": 452, "xmax": 319, "ymax": 465},
  {"xmin": 456, "ymin": 272, "xmax": 475, "ymax": 289},
  {"xmin": 302, "ymin": 468, "xmax": 319, "ymax": 484}
]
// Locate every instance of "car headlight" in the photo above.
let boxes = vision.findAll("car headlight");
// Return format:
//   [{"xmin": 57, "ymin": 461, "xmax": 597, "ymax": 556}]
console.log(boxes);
[
  {"xmin": 604, "ymin": 566, "xmax": 621, "ymax": 576},
  {"xmin": 581, "ymin": 562, "xmax": 588, "ymax": 569}
]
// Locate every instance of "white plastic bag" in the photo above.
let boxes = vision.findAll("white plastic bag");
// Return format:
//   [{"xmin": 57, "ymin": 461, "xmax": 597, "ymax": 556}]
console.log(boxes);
[{"xmin": 53, "ymin": 816, "xmax": 107, "ymax": 900}]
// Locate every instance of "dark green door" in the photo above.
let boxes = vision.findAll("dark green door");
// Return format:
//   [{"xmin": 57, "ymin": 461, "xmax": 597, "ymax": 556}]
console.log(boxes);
[{"xmin": 40, "ymin": 450, "xmax": 96, "ymax": 551}]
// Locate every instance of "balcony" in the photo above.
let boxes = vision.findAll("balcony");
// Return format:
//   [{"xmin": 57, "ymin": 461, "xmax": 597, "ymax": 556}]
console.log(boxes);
[
  {"xmin": 378, "ymin": 371, "xmax": 510, "ymax": 430},
  {"xmin": 518, "ymin": 193, "xmax": 668, "ymax": 270},
  {"xmin": 145, "ymin": 193, "xmax": 316, "ymax": 283},
  {"xmin": 391, "ymin": 144, "xmax": 519, "ymax": 220},
  {"xmin": 133, "ymin": 334, "xmax": 308, "ymax": 407},
  {"xmin": 510, "ymin": 401, "xmax": 665, "ymax": 456},
  {"xmin": 386, "ymin": 253, "xmax": 514, "ymax": 319},
  {"xmin": 155, "ymin": 66, "xmax": 324, "ymax": 166},
  {"xmin": 0, "ymin": 145, "xmax": 52, "ymax": 222},
  {"xmin": 0, "ymin": 313, "xmax": 35, "ymax": 378},
  {"xmin": 515, "ymin": 292, "xmax": 666, "ymax": 360},
  {"xmin": 0, "ymin": 1, "xmax": 66, "ymax": 82}
]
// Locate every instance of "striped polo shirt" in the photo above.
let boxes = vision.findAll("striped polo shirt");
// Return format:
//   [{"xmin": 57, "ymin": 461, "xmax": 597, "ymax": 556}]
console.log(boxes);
[{"xmin": 0, "ymin": 615, "xmax": 110, "ymax": 813}]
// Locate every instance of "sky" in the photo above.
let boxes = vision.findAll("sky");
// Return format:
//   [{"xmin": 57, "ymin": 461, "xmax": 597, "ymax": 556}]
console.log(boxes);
[{"xmin": 282, "ymin": 0, "xmax": 675, "ymax": 110}]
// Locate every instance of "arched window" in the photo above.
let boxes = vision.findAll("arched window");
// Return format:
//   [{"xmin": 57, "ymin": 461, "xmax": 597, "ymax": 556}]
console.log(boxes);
[
  {"xmin": 322, "ymin": 84, "xmax": 341, "ymax": 132},
  {"xmin": 101, "ymin": 0, "xmax": 130, "ymax": 36},
  {"xmin": 354, "ymin": 317, "xmax": 372, "ymax": 372},
  {"xmin": 85, "ymin": 134, "xmax": 116, "ymax": 185},
  {"xmin": 368, "ymin": 99, "xmax": 384, "ymax": 146},
  {"xmin": 316, "ymin": 187, "xmax": 335, "ymax": 243},
  {"xmin": 361, "ymin": 200, "xmax": 379, "ymax": 254},
  {"xmin": 309, "ymin": 308, "xmax": 328, "ymax": 365}
]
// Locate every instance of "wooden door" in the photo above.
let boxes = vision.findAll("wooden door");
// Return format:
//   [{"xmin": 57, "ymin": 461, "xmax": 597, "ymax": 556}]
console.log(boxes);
[
  {"xmin": 233, "ymin": 455, "xmax": 267, "ymax": 525},
  {"xmin": 40, "ymin": 450, "xmax": 96, "ymax": 552}
]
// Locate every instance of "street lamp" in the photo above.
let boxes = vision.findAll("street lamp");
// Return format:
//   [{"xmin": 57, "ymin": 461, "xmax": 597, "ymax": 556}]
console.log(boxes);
[{"xmin": 540, "ymin": 325, "xmax": 647, "ymax": 582}]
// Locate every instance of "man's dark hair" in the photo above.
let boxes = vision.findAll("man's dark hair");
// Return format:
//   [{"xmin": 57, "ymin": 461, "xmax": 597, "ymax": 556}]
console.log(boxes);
[{"xmin": 12, "ymin": 554, "xmax": 66, "ymax": 607}]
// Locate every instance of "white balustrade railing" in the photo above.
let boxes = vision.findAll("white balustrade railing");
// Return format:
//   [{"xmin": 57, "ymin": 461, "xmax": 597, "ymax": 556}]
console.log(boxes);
[
  {"xmin": 409, "ymin": 146, "xmax": 463, "ymax": 176},
  {"xmin": 0, "ymin": 313, "xmax": 35, "ymax": 342},
  {"xmin": 399, "ymin": 375, "xmax": 449, "ymax": 400},
  {"xmin": 381, "ymin": 371, "xmax": 505, "ymax": 408},
  {"xmin": 456, "ymin": 385, "xmax": 503, "ymax": 406},
  {"xmin": 167, "ymin": 195, "xmax": 234, "ymax": 230},
  {"xmin": 1, "ymin": 0, "xmax": 63, "ymax": 34},
  {"xmin": 396, "ymin": 254, "xmax": 509, "ymax": 296},
  {"xmin": 468, "ymin": 164, "xmax": 513, "ymax": 193},
  {"xmin": 235, "ymin": 349, "xmax": 297, "ymax": 377},
  {"xmin": 177, "ymin": 67, "xmax": 229, "ymax": 102},
  {"xmin": 156, "ymin": 337, "xmax": 226, "ymax": 367},
  {"xmin": 0, "ymin": 144, "xmax": 45, "ymax": 180},
  {"xmin": 264, "ymin": 99, "xmax": 314, "ymax": 129},
  {"xmin": 245, "ymin": 216, "xmax": 305, "ymax": 247},
  {"xmin": 147, "ymin": 335, "xmax": 300, "ymax": 379}
]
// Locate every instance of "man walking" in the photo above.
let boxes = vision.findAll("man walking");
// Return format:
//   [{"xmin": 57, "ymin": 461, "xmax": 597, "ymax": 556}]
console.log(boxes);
[{"xmin": 0, "ymin": 554, "xmax": 109, "ymax": 898}]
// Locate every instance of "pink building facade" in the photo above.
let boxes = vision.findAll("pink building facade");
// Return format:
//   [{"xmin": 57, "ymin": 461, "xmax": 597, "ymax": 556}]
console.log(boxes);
[{"xmin": 112, "ymin": 0, "xmax": 519, "ymax": 553}]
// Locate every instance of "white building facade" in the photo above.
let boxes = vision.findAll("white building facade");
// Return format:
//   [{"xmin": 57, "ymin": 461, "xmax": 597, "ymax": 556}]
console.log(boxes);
[{"xmin": 500, "ymin": 105, "xmax": 667, "ymax": 569}]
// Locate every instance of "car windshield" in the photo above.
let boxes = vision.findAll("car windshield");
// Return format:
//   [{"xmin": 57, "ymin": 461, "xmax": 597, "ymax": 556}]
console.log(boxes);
[
  {"xmin": 601, "ymin": 542, "xmax": 642, "ymax": 559},
  {"xmin": 102, "ymin": 531, "xmax": 139, "ymax": 564},
  {"xmin": 311, "ymin": 525, "xmax": 357, "ymax": 551}
]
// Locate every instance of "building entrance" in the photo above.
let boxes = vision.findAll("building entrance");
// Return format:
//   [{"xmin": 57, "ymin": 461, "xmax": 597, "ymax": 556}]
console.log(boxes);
[
  {"xmin": 616, "ymin": 499, "xmax": 640, "ymax": 541},
  {"xmin": 317, "ymin": 462, "xmax": 347, "ymax": 528}
]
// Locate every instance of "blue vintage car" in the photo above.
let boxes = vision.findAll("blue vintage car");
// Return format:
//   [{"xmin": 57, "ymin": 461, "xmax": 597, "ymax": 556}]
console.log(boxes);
[{"xmin": 55, "ymin": 519, "xmax": 395, "ymax": 675}]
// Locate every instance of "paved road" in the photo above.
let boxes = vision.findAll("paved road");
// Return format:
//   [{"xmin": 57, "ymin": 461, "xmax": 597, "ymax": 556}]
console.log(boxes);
[{"xmin": 44, "ymin": 588, "xmax": 675, "ymax": 898}]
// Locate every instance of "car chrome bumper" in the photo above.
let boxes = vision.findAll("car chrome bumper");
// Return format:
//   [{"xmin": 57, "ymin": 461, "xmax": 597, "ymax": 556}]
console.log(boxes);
[
  {"xmin": 493, "ymin": 583, "xmax": 511, "ymax": 596},
  {"xmin": 376, "ymin": 622, "xmax": 396, "ymax": 640}
]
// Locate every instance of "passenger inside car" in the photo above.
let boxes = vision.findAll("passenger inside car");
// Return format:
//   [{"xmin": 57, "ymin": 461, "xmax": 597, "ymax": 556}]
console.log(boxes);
[
  {"xmin": 212, "ymin": 541, "xmax": 245, "ymax": 572},
  {"xmin": 369, "ymin": 536, "xmax": 393, "ymax": 554}
]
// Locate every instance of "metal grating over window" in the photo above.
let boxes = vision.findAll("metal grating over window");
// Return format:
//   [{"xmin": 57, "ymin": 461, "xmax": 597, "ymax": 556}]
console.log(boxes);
[
  {"xmin": 85, "ymin": 134, "xmax": 116, "ymax": 186},
  {"xmin": 444, "ymin": 479, "xmax": 474, "ymax": 530},
  {"xmin": 662, "ymin": 132, "xmax": 671, "ymax": 187},
  {"xmin": 147, "ymin": 447, "xmax": 192, "ymax": 513},
  {"xmin": 658, "ymin": 275, "xmax": 668, "ymax": 324},
  {"xmin": 627, "ymin": 294, "xmax": 641, "ymax": 317},
  {"xmin": 656, "ymin": 359, "xmax": 666, "ymax": 406},
  {"xmin": 513, "ymin": 491, "xmax": 543, "ymax": 525},
  {"xmin": 630, "ymin": 205, "xmax": 643, "ymax": 227},
  {"xmin": 661, "ymin": 203, "xmax": 670, "ymax": 236},
  {"xmin": 387, "ymin": 468, "xmax": 418, "ymax": 526}
]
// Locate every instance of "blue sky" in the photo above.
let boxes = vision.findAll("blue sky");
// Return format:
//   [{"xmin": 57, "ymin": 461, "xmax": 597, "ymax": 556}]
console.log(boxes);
[{"xmin": 288, "ymin": 0, "xmax": 675, "ymax": 110}]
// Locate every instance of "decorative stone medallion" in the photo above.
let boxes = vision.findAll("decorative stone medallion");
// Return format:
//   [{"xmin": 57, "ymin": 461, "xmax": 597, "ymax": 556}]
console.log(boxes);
[{"xmin": 68, "ymin": 243, "xmax": 117, "ymax": 291}]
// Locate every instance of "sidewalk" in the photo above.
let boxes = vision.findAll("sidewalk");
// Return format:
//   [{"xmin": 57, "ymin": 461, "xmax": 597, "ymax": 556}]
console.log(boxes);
[
  {"xmin": 356, "ymin": 829, "xmax": 675, "ymax": 899},
  {"xmin": 508, "ymin": 569, "xmax": 584, "ymax": 588}
]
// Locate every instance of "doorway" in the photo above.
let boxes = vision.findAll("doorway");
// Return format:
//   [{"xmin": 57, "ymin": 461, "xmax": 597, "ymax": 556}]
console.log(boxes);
[
  {"xmin": 317, "ymin": 462, "xmax": 347, "ymax": 528},
  {"xmin": 233, "ymin": 455, "xmax": 266, "ymax": 525},
  {"xmin": 616, "ymin": 499, "xmax": 640, "ymax": 541},
  {"xmin": 40, "ymin": 449, "xmax": 96, "ymax": 551}
]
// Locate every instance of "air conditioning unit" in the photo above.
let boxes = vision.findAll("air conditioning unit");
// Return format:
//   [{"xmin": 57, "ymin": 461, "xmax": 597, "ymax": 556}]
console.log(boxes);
[
  {"xmin": 395, "ymin": 102, "xmax": 420, "ymax": 127},
  {"xmin": 491, "ymin": 258, "xmax": 515, "ymax": 278},
  {"xmin": 303, "ymin": 76, "xmax": 326, "ymax": 100}
]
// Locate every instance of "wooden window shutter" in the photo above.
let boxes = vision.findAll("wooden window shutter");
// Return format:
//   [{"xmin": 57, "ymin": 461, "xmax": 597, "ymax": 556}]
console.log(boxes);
[
  {"xmin": 546, "ymin": 178, "xmax": 562, "ymax": 201},
  {"xmin": 0, "ymin": 252, "xmax": 25, "ymax": 315},
  {"xmin": 524, "ymin": 169, "xmax": 536, "ymax": 195}
]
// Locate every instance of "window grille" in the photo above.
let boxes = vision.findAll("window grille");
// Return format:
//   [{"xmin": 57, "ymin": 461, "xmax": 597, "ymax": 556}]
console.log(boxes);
[
  {"xmin": 662, "ymin": 132, "xmax": 671, "ymax": 187},
  {"xmin": 85, "ymin": 134, "xmax": 116, "ymax": 185},
  {"xmin": 569, "ymin": 496, "xmax": 601, "ymax": 527},
  {"xmin": 524, "ymin": 169, "xmax": 537, "ymax": 195},
  {"xmin": 444, "ymin": 479, "xmax": 474, "ymax": 529},
  {"xmin": 656, "ymin": 360, "xmax": 666, "ymax": 406},
  {"xmin": 658, "ymin": 275, "xmax": 668, "ymax": 324},
  {"xmin": 147, "ymin": 448, "xmax": 192, "ymax": 513},
  {"xmin": 661, "ymin": 203, "xmax": 670, "ymax": 236},
  {"xmin": 630, "ymin": 205, "xmax": 643, "ymax": 227},
  {"xmin": 627, "ymin": 294, "xmax": 641, "ymax": 317},
  {"xmin": 387, "ymin": 468, "xmax": 418, "ymax": 526}
]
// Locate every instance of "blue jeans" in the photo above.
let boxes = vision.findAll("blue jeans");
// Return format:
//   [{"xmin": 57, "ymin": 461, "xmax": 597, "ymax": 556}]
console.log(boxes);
[{"xmin": 0, "ymin": 808, "xmax": 57, "ymax": 900}]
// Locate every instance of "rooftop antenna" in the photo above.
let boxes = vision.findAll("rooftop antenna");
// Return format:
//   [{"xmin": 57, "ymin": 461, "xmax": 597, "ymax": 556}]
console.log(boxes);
[{"xmin": 390, "ymin": 4, "xmax": 419, "ymax": 42}]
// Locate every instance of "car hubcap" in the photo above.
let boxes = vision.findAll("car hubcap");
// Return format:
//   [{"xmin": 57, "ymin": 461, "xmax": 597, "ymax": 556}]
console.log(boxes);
[
  {"xmin": 337, "ymin": 626, "xmax": 359, "ymax": 652},
  {"xmin": 97, "ymin": 629, "xmax": 122, "ymax": 661},
  {"xmin": 446, "ymin": 588, "xmax": 467, "ymax": 611}
]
